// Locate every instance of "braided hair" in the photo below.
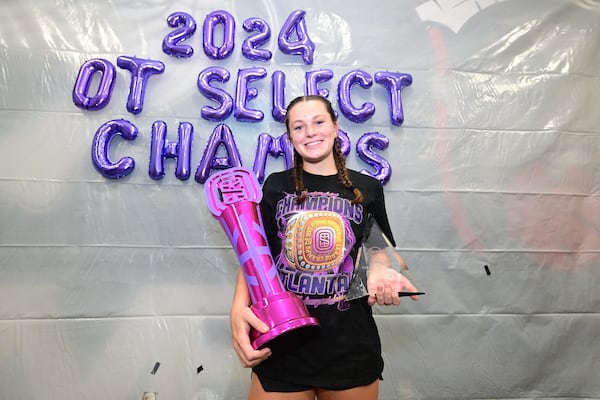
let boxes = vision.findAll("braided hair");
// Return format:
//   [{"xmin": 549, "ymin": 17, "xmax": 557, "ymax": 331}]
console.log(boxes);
[{"xmin": 285, "ymin": 95, "xmax": 363, "ymax": 205}]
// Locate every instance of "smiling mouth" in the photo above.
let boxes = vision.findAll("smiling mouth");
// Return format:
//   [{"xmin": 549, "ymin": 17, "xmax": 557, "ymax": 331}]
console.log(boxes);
[{"xmin": 305, "ymin": 140, "xmax": 322, "ymax": 147}]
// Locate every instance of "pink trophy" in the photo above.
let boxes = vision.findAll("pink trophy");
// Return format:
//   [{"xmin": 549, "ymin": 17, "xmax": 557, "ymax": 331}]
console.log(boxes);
[{"xmin": 205, "ymin": 167, "xmax": 319, "ymax": 351}]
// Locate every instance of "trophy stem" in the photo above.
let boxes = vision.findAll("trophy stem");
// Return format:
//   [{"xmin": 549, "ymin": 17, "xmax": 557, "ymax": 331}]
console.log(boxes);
[{"xmin": 218, "ymin": 201, "xmax": 285, "ymax": 302}]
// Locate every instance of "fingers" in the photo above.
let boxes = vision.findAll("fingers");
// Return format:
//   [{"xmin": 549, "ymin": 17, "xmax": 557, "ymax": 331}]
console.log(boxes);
[
  {"xmin": 370, "ymin": 282, "xmax": 400, "ymax": 306},
  {"xmin": 400, "ymin": 275, "xmax": 418, "ymax": 293},
  {"xmin": 233, "ymin": 338, "xmax": 271, "ymax": 368},
  {"xmin": 367, "ymin": 267, "xmax": 421, "ymax": 305},
  {"xmin": 409, "ymin": 293, "xmax": 420, "ymax": 301},
  {"xmin": 230, "ymin": 307, "xmax": 272, "ymax": 368},
  {"xmin": 398, "ymin": 275, "xmax": 420, "ymax": 302},
  {"xmin": 246, "ymin": 308, "xmax": 269, "ymax": 334},
  {"xmin": 367, "ymin": 294, "xmax": 377, "ymax": 306}
]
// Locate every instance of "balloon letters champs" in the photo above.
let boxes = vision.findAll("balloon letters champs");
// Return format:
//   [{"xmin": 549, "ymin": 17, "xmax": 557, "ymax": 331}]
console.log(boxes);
[
  {"xmin": 205, "ymin": 167, "xmax": 320, "ymax": 352},
  {"xmin": 72, "ymin": 9, "xmax": 412, "ymax": 185}
]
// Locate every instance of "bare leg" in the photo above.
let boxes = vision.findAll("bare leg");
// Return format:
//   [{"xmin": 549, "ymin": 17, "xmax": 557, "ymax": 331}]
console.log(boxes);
[
  {"xmin": 248, "ymin": 373, "xmax": 316, "ymax": 400},
  {"xmin": 316, "ymin": 379, "xmax": 379, "ymax": 400}
]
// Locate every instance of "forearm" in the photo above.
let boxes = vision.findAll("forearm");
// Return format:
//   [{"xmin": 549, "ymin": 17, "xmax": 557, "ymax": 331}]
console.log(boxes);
[
  {"xmin": 232, "ymin": 269, "xmax": 251, "ymax": 310},
  {"xmin": 393, "ymin": 251, "xmax": 408, "ymax": 269}
]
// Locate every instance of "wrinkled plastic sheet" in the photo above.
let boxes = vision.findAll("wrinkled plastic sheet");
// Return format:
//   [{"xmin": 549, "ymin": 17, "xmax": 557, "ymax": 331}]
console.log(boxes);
[{"xmin": 1, "ymin": 0, "xmax": 599, "ymax": 399}]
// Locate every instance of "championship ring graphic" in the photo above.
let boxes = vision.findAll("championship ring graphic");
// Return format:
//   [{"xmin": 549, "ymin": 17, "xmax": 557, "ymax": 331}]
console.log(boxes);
[{"xmin": 285, "ymin": 211, "xmax": 348, "ymax": 273}]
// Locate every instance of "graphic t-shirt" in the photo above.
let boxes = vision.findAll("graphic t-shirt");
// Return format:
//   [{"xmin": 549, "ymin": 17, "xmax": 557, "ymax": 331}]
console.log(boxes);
[{"xmin": 255, "ymin": 168, "xmax": 396, "ymax": 390}]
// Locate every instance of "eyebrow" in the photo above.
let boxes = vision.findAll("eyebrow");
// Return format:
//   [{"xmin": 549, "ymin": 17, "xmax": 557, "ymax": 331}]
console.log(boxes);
[{"xmin": 290, "ymin": 114, "xmax": 327, "ymax": 124}]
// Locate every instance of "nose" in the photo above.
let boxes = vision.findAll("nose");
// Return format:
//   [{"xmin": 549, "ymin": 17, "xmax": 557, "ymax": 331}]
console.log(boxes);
[{"xmin": 305, "ymin": 124, "xmax": 316, "ymax": 137}]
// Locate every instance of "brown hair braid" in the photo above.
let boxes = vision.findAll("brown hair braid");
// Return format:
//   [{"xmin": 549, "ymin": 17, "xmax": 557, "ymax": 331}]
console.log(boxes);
[{"xmin": 286, "ymin": 95, "xmax": 363, "ymax": 205}]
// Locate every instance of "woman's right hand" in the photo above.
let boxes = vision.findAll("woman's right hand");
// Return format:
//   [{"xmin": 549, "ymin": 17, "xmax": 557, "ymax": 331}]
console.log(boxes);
[{"xmin": 230, "ymin": 301, "xmax": 272, "ymax": 368}]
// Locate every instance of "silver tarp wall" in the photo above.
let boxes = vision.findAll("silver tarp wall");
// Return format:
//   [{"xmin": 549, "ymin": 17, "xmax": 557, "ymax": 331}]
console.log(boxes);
[{"xmin": 0, "ymin": 0, "xmax": 599, "ymax": 399}]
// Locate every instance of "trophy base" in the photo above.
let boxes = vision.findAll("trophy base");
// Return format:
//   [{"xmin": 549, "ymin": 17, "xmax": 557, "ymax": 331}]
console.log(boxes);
[{"xmin": 250, "ymin": 291, "xmax": 320, "ymax": 354}]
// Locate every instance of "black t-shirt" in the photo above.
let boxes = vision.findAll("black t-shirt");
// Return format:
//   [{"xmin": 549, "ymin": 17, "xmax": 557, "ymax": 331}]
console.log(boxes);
[{"xmin": 254, "ymin": 168, "xmax": 396, "ymax": 390}]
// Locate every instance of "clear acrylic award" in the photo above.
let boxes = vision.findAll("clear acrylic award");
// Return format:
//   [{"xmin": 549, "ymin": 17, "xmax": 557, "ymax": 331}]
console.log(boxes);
[{"xmin": 346, "ymin": 215, "xmax": 425, "ymax": 301}]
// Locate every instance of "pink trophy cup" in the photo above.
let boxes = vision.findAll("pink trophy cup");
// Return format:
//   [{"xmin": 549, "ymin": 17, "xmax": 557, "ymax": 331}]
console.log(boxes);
[{"xmin": 205, "ymin": 167, "xmax": 319, "ymax": 351}]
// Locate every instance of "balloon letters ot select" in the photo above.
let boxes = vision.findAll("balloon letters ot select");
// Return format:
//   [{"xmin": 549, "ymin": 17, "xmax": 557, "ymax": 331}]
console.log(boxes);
[{"xmin": 204, "ymin": 167, "xmax": 319, "ymax": 352}]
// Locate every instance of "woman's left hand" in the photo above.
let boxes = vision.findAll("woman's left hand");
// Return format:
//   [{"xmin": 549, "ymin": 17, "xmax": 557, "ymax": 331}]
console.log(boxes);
[{"xmin": 367, "ymin": 265, "xmax": 419, "ymax": 306}]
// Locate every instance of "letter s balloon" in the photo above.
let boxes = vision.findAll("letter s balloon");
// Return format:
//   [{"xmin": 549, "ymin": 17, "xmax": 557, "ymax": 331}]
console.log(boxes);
[
  {"xmin": 356, "ymin": 132, "xmax": 391, "ymax": 184},
  {"xmin": 197, "ymin": 66, "xmax": 233, "ymax": 121}
]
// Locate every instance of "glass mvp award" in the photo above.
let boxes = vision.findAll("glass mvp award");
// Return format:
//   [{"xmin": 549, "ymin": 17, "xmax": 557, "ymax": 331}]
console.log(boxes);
[{"xmin": 346, "ymin": 215, "xmax": 425, "ymax": 301}]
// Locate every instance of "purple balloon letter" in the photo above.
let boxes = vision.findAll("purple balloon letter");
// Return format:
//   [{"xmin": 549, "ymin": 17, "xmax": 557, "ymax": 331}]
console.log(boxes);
[
  {"xmin": 306, "ymin": 69, "xmax": 333, "ymax": 98},
  {"xmin": 203, "ymin": 10, "xmax": 235, "ymax": 60},
  {"xmin": 278, "ymin": 10, "xmax": 315, "ymax": 64},
  {"xmin": 338, "ymin": 70, "xmax": 375, "ymax": 123},
  {"xmin": 195, "ymin": 124, "xmax": 243, "ymax": 183},
  {"xmin": 197, "ymin": 66, "xmax": 233, "ymax": 121},
  {"xmin": 356, "ymin": 132, "xmax": 391, "ymax": 184},
  {"xmin": 149, "ymin": 120, "xmax": 194, "ymax": 180},
  {"xmin": 91, "ymin": 119, "xmax": 138, "ymax": 179},
  {"xmin": 234, "ymin": 67, "xmax": 267, "ymax": 122},
  {"xmin": 374, "ymin": 71, "xmax": 413, "ymax": 126},
  {"xmin": 252, "ymin": 132, "xmax": 293, "ymax": 183},
  {"xmin": 72, "ymin": 58, "xmax": 116, "ymax": 111},
  {"xmin": 163, "ymin": 11, "xmax": 197, "ymax": 58},
  {"xmin": 117, "ymin": 56, "xmax": 165, "ymax": 115},
  {"xmin": 242, "ymin": 17, "xmax": 272, "ymax": 62}
]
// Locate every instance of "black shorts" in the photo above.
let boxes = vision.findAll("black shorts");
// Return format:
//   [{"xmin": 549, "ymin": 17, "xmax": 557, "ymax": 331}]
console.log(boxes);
[
  {"xmin": 255, "ymin": 372, "xmax": 383, "ymax": 393},
  {"xmin": 256, "ymin": 373, "xmax": 313, "ymax": 393}
]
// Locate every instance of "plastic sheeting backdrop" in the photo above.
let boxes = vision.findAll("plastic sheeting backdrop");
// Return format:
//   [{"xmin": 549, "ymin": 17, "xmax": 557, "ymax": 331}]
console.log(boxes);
[{"xmin": 0, "ymin": 0, "xmax": 599, "ymax": 399}]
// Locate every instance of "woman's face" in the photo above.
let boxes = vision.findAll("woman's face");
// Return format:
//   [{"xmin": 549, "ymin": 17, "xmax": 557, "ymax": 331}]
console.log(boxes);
[{"xmin": 287, "ymin": 99, "xmax": 339, "ymax": 171}]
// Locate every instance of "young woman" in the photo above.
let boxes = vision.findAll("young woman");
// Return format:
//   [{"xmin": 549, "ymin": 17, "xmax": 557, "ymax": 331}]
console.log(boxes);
[{"xmin": 230, "ymin": 95, "xmax": 419, "ymax": 400}]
